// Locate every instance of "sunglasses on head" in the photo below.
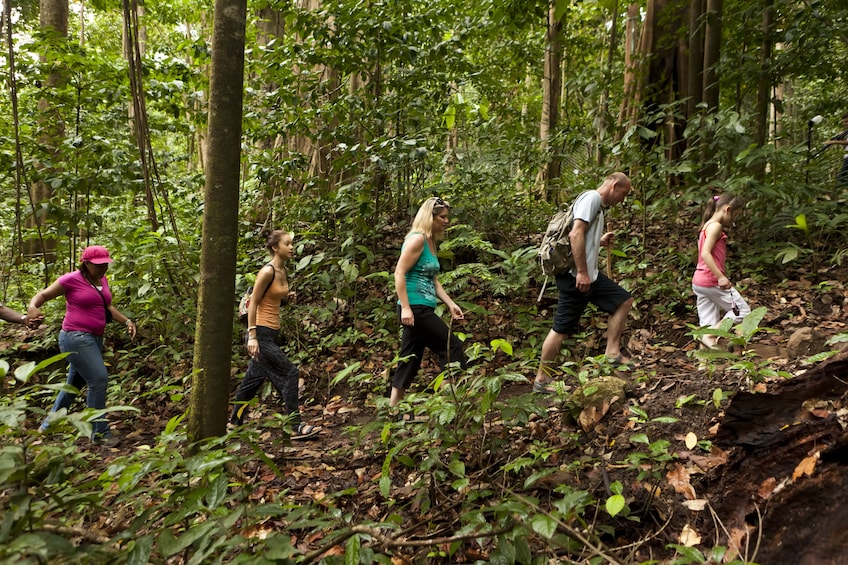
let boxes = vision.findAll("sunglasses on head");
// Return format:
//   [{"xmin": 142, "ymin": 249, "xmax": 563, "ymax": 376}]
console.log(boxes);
[{"xmin": 433, "ymin": 197, "xmax": 449, "ymax": 208}]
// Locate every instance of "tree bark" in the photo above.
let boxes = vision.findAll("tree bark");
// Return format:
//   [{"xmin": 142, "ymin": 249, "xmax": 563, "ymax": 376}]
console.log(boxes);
[
  {"xmin": 618, "ymin": 4, "xmax": 641, "ymax": 131},
  {"xmin": 753, "ymin": 0, "xmax": 774, "ymax": 151},
  {"xmin": 189, "ymin": 0, "xmax": 247, "ymax": 442},
  {"xmin": 26, "ymin": 0, "xmax": 69, "ymax": 261},
  {"xmin": 686, "ymin": 0, "xmax": 705, "ymax": 122},
  {"xmin": 536, "ymin": 2, "xmax": 563, "ymax": 201},
  {"xmin": 702, "ymin": 0, "xmax": 722, "ymax": 113}
]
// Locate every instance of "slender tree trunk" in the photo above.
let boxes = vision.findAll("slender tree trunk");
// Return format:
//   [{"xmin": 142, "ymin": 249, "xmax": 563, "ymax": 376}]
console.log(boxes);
[
  {"xmin": 536, "ymin": 2, "xmax": 563, "ymax": 201},
  {"xmin": 618, "ymin": 4, "xmax": 641, "ymax": 131},
  {"xmin": 26, "ymin": 0, "xmax": 69, "ymax": 260},
  {"xmin": 702, "ymin": 0, "xmax": 722, "ymax": 112},
  {"xmin": 701, "ymin": 0, "xmax": 722, "ymax": 179},
  {"xmin": 686, "ymin": 0, "xmax": 705, "ymax": 122},
  {"xmin": 597, "ymin": 1, "xmax": 619, "ymax": 166},
  {"xmin": 190, "ymin": 0, "xmax": 247, "ymax": 442},
  {"xmin": 753, "ymin": 0, "xmax": 774, "ymax": 151}
]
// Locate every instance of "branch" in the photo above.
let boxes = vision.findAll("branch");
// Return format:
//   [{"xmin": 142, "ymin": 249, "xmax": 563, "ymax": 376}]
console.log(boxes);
[{"xmin": 301, "ymin": 523, "xmax": 513, "ymax": 563}]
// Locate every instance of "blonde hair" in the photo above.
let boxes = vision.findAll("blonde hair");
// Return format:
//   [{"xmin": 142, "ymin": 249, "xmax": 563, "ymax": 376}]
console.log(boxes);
[{"xmin": 408, "ymin": 197, "xmax": 451, "ymax": 240}]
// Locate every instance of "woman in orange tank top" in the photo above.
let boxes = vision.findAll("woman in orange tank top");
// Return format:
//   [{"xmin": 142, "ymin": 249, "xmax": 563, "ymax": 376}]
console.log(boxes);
[{"xmin": 229, "ymin": 229, "xmax": 320, "ymax": 440}]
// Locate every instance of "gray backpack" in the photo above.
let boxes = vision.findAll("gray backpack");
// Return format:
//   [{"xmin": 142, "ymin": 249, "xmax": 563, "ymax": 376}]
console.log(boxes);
[{"xmin": 538, "ymin": 203, "xmax": 576, "ymax": 277}]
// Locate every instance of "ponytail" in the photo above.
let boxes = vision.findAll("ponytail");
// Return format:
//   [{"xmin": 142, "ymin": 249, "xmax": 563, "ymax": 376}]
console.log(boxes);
[{"xmin": 700, "ymin": 193, "xmax": 745, "ymax": 229}]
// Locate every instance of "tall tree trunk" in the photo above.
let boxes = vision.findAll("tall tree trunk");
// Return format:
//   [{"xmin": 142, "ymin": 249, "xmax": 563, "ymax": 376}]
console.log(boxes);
[
  {"xmin": 618, "ymin": 4, "xmax": 641, "ymax": 131},
  {"xmin": 686, "ymin": 0, "xmax": 705, "ymax": 122},
  {"xmin": 753, "ymin": 0, "xmax": 774, "ymax": 152},
  {"xmin": 701, "ymin": 0, "xmax": 723, "ymax": 179},
  {"xmin": 190, "ymin": 0, "xmax": 247, "ymax": 442},
  {"xmin": 597, "ymin": 0, "xmax": 620, "ymax": 166},
  {"xmin": 26, "ymin": 0, "xmax": 69, "ymax": 261},
  {"xmin": 536, "ymin": 2, "xmax": 563, "ymax": 201},
  {"xmin": 702, "ymin": 0, "xmax": 722, "ymax": 112}
]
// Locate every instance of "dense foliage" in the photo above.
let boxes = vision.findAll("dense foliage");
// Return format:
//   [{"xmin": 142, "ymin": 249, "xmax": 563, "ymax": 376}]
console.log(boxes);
[{"xmin": 2, "ymin": 0, "xmax": 848, "ymax": 562}]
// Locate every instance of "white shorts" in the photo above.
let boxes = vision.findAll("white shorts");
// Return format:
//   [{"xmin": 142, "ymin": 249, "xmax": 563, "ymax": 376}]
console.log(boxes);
[{"xmin": 692, "ymin": 284, "xmax": 751, "ymax": 328}]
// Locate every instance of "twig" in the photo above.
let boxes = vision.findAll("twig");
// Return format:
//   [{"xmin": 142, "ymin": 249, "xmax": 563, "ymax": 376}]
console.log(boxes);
[
  {"xmin": 42, "ymin": 523, "xmax": 112, "ymax": 544},
  {"xmin": 510, "ymin": 492, "xmax": 626, "ymax": 565},
  {"xmin": 300, "ymin": 523, "xmax": 513, "ymax": 563}
]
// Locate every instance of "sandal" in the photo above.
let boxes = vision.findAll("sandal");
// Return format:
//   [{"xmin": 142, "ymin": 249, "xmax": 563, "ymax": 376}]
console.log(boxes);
[
  {"xmin": 606, "ymin": 355, "xmax": 631, "ymax": 368},
  {"xmin": 292, "ymin": 422, "xmax": 320, "ymax": 441},
  {"xmin": 533, "ymin": 380, "xmax": 557, "ymax": 394}
]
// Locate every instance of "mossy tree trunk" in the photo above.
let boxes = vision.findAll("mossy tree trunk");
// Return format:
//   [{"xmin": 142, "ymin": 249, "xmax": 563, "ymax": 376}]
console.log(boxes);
[{"xmin": 189, "ymin": 0, "xmax": 247, "ymax": 442}]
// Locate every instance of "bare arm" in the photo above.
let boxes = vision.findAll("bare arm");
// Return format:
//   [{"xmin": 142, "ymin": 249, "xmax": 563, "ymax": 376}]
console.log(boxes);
[
  {"xmin": 0, "ymin": 304, "xmax": 27, "ymax": 325},
  {"xmin": 569, "ymin": 219, "xmax": 591, "ymax": 292},
  {"xmin": 107, "ymin": 304, "xmax": 137, "ymax": 340},
  {"xmin": 246, "ymin": 265, "xmax": 275, "ymax": 357},
  {"xmin": 700, "ymin": 222, "xmax": 731, "ymax": 289},
  {"xmin": 27, "ymin": 280, "xmax": 67, "ymax": 321},
  {"xmin": 434, "ymin": 277, "xmax": 463, "ymax": 320}
]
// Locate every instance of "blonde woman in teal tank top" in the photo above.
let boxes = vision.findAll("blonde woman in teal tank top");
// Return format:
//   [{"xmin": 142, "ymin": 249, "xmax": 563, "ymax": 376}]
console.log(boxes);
[{"xmin": 390, "ymin": 197, "xmax": 469, "ymax": 410}]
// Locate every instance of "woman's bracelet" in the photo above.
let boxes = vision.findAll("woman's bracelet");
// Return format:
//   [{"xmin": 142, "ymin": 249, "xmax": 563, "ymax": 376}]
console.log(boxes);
[
  {"xmin": 247, "ymin": 337, "xmax": 257, "ymax": 341},
  {"xmin": 247, "ymin": 326, "xmax": 257, "ymax": 331},
  {"xmin": 125, "ymin": 319, "xmax": 133, "ymax": 326}
]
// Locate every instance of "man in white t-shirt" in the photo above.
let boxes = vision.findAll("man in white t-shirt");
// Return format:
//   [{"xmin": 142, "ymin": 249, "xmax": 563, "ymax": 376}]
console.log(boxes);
[{"xmin": 533, "ymin": 172, "xmax": 634, "ymax": 393}]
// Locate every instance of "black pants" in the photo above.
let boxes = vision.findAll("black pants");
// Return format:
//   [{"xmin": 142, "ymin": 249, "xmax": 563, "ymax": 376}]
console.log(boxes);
[
  {"xmin": 231, "ymin": 326, "xmax": 300, "ymax": 425},
  {"xmin": 392, "ymin": 304, "xmax": 468, "ymax": 390}
]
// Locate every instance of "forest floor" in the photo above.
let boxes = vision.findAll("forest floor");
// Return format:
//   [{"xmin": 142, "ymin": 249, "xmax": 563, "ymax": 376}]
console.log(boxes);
[{"xmin": 5, "ymin": 262, "xmax": 848, "ymax": 564}]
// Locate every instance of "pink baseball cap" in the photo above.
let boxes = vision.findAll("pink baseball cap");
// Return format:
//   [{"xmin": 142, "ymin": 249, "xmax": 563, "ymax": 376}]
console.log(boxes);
[{"xmin": 81, "ymin": 245, "xmax": 114, "ymax": 264}]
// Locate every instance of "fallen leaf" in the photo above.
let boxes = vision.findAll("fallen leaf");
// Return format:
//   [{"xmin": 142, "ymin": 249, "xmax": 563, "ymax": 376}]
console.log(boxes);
[
  {"xmin": 758, "ymin": 477, "xmax": 777, "ymax": 500},
  {"xmin": 685, "ymin": 431, "xmax": 698, "ymax": 449},
  {"xmin": 679, "ymin": 524, "xmax": 701, "ymax": 546},
  {"xmin": 792, "ymin": 452, "xmax": 819, "ymax": 480},
  {"xmin": 667, "ymin": 463, "xmax": 697, "ymax": 500},
  {"xmin": 682, "ymin": 499, "xmax": 707, "ymax": 511},
  {"xmin": 578, "ymin": 399, "xmax": 612, "ymax": 432},
  {"xmin": 810, "ymin": 408, "xmax": 831, "ymax": 419}
]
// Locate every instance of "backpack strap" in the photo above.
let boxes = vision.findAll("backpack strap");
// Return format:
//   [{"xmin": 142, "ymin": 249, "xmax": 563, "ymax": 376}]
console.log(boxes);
[{"xmin": 257, "ymin": 263, "xmax": 276, "ymax": 304}]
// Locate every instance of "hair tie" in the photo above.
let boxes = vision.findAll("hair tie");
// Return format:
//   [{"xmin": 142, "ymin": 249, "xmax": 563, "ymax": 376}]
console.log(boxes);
[{"xmin": 713, "ymin": 195, "xmax": 720, "ymax": 201}]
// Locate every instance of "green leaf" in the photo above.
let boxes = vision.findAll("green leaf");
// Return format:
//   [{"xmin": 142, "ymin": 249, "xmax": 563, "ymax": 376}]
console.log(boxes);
[
  {"xmin": 13, "ymin": 353, "xmax": 72, "ymax": 383},
  {"xmin": 164, "ymin": 414, "xmax": 185, "ymax": 434},
  {"xmin": 127, "ymin": 535, "xmax": 154, "ymax": 565},
  {"xmin": 345, "ymin": 534, "xmax": 361, "ymax": 565},
  {"xmin": 490, "ymin": 338, "xmax": 513, "ymax": 356},
  {"xmin": 675, "ymin": 394, "xmax": 697, "ymax": 408},
  {"xmin": 205, "ymin": 473, "xmax": 229, "ymax": 509},
  {"xmin": 331, "ymin": 361, "xmax": 362, "ymax": 387},
  {"xmin": 554, "ymin": 0, "xmax": 569, "ymax": 22},
  {"xmin": 448, "ymin": 459, "xmax": 465, "ymax": 477},
  {"xmin": 606, "ymin": 494, "xmax": 626, "ymax": 517},
  {"xmin": 712, "ymin": 388, "xmax": 724, "ymax": 409},
  {"xmin": 530, "ymin": 514, "xmax": 557, "ymax": 539}
]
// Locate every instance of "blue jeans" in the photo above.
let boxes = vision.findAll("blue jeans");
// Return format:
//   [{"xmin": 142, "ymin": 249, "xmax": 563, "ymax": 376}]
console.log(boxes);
[{"xmin": 41, "ymin": 330, "xmax": 111, "ymax": 438}]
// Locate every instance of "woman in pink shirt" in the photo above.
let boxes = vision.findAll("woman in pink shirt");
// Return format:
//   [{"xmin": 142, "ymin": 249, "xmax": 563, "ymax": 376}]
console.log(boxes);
[
  {"xmin": 28, "ymin": 245, "xmax": 136, "ymax": 446},
  {"xmin": 692, "ymin": 194, "xmax": 751, "ymax": 349}
]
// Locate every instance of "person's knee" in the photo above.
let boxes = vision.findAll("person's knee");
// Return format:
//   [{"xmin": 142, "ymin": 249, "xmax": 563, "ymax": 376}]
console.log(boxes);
[{"xmin": 618, "ymin": 296, "xmax": 634, "ymax": 312}]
